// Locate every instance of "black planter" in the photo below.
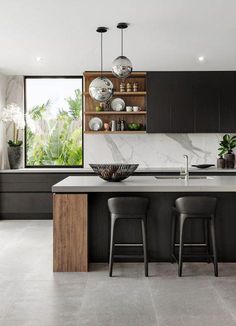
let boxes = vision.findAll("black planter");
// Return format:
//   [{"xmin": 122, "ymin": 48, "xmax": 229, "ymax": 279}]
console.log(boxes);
[
  {"xmin": 8, "ymin": 146, "xmax": 23, "ymax": 169},
  {"xmin": 217, "ymin": 157, "xmax": 225, "ymax": 169},
  {"xmin": 224, "ymin": 152, "xmax": 235, "ymax": 169}
]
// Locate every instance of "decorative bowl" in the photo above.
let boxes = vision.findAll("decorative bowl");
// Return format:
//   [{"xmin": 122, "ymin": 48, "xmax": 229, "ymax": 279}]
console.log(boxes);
[
  {"xmin": 127, "ymin": 123, "xmax": 142, "ymax": 131},
  {"xmin": 89, "ymin": 117, "xmax": 103, "ymax": 131},
  {"xmin": 90, "ymin": 164, "xmax": 139, "ymax": 182}
]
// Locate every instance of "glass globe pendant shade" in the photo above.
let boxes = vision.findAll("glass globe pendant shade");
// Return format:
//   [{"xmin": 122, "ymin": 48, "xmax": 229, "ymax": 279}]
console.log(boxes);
[
  {"xmin": 89, "ymin": 76, "xmax": 113, "ymax": 102},
  {"xmin": 112, "ymin": 55, "xmax": 133, "ymax": 79}
]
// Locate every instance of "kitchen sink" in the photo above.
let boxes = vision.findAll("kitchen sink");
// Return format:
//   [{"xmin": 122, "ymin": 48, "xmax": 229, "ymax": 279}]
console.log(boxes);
[{"xmin": 155, "ymin": 176, "xmax": 213, "ymax": 180}]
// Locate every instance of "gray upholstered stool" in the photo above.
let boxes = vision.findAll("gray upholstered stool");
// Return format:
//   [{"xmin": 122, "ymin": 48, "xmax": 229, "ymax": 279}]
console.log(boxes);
[
  {"xmin": 171, "ymin": 196, "xmax": 218, "ymax": 277},
  {"xmin": 108, "ymin": 197, "xmax": 149, "ymax": 277}
]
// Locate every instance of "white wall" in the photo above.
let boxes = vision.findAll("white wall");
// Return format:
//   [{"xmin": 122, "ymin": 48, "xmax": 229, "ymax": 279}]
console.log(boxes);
[
  {"xmin": 7, "ymin": 76, "xmax": 223, "ymax": 168},
  {"xmin": 0, "ymin": 73, "xmax": 8, "ymax": 169}
]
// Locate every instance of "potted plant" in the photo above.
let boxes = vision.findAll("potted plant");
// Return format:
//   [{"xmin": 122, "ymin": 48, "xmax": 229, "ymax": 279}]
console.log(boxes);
[
  {"xmin": 217, "ymin": 154, "xmax": 225, "ymax": 169},
  {"xmin": 218, "ymin": 134, "xmax": 236, "ymax": 169},
  {"xmin": 0, "ymin": 104, "xmax": 25, "ymax": 169}
]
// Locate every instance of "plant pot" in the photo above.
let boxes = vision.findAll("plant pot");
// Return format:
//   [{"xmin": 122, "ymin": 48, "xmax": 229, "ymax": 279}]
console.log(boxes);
[
  {"xmin": 217, "ymin": 157, "xmax": 225, "ymax": 169},
  {"xmin": 8, "ymin": 146, "xmax": 23, "ymax": 169},
  {"xmin": 224, "ymin": 152, "xmax": 235, "ymax": 169}
]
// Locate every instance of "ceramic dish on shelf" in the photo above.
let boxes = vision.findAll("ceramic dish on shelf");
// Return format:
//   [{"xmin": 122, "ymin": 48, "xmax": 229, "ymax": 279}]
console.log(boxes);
[
  {"xmin": 111, "ymin": 98, "xmax": 125, "ymax": 111},
  {"xmin": 89, "ymin": 117, "xmax": 103, "ymax": 131}
]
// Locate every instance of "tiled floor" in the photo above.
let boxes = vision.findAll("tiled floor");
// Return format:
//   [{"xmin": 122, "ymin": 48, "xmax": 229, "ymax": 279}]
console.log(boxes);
[{"xmin": 0, "ymin": 220, "xmax": 236, "ymax": 326}]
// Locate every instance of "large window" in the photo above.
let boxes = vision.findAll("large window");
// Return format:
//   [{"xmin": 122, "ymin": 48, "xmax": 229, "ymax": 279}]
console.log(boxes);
[{"xmin": 24, "ymin": 77, "xmax": 83, "ymax": 167}]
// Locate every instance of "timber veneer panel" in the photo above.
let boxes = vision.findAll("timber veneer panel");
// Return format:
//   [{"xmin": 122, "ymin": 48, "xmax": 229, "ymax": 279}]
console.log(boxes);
[{"xmin": 53, "ymin": 194, "xmax": 88, "ymax": 272}]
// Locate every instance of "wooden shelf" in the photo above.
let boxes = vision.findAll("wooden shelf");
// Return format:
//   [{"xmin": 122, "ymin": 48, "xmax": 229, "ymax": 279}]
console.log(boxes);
[
  {"xmin": 83, "ymin": 91, "xmax": 146, "ymax": 96},
  {"xmin": 83, "ymin": 71, "xmax": 147, "ymax": 135},
  {"xmin": 85, "ymin": 111, "xmax": 146, "ymax": 115},
  {"xmin": 84, "ymin": 71, "xmax": 146, "ymax": 78},
  {"xmin": 84, "ymin": 131, "xmax": 146, "ymax": 134}
]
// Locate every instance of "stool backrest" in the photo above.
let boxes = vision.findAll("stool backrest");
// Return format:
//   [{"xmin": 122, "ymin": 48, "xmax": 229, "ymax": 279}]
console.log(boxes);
[
  {"xmin": 108, "ymin": 197, "xmax": 149, "ymax": 216},
  {"xmin": 175, "ymin": 196, "xmax": 217, "ymax": 216}
]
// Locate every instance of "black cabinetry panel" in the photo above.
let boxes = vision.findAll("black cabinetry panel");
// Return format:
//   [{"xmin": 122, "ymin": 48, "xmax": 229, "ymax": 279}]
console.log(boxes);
[
  {"xmin": 146, "ymin": 72, "xmax": 172, "ymax": 132},
  {"xmin": 147, "ymin": 71, "xmax": 236, "ymax": 133},
  {"xmin": 171, "ymin": 73, "xmax": 194, "ymax": 132},
  {"xmin": 193, "ymin": 72, "xmax": 221, "ymax": 132},
  {"xmin": 220, "ymin": 72, "xmax": 236, "ymax": 132}
]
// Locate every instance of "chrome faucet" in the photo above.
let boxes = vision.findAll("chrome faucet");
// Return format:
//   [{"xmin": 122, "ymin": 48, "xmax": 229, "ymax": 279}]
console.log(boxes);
[{"xmin": 183, "ymin": 155, "xmax": 189, "ymax": 180}]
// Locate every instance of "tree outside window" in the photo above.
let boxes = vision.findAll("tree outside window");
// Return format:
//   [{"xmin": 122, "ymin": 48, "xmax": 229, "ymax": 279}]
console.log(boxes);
[{"xmin": 25, "ymin": 77, "xmax": 83, "ymax": 167}]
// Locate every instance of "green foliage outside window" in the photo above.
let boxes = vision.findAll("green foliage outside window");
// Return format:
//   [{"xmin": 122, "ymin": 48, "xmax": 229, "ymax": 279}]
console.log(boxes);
[{"xmin": 26, "ymin": 88, "xmax": 83, "ymax": 166}]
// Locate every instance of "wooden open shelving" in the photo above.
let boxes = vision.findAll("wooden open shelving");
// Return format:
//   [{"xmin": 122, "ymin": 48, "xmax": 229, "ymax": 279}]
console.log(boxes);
[
  {"xmin": 83, "ymin": 71, "xmax": 147, "ymax": 134},
  {"xmin": 83, "ymin": 91, "xmax": 147, "ymax": 96},
  {"xmin": 84, "ymin": 131, "xmax": 146, "ymax": 134},
  {"xmin": 85, "ymin": 111, "xmax": 146, "ymax": 115}
]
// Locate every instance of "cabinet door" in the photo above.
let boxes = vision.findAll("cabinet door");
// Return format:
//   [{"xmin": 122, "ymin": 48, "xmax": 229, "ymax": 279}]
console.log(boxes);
[
  {"xmin": 146, "ymin": 72, "xmax": 172, "ymax": 132},
  {"xmin": 170, "ymin": 73, "xmax": 194, "ymax": 132},
  {"xmin": 219, "ymin": 72, "xmax": 236, "ymax": 133},
  {"xmin": 193, "ymin": 72, "xmax": 221, "ymax": 132}
]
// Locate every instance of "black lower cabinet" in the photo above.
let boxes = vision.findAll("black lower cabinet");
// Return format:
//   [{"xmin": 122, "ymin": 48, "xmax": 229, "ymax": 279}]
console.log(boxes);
[
  {"xmin": 0, "ymin": 173, "xmax": 93, "ymax": 219},
  {"xmin": 89, "ymin": 192, "xmax": 236, "ymax": 262}
]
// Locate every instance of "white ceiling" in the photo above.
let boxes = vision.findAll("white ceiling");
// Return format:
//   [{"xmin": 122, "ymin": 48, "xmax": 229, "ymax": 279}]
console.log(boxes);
[{"xmin": 1, "ymin": 0, "xmax": 236, "ymax": 75}]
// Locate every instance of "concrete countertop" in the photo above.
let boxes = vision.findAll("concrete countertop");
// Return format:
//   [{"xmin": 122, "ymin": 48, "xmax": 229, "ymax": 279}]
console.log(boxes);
[
  {"xmin": 52, "ymin": 175, "xmax": 236, "ymax": 193},
  {"xmin": 1, "ymin": 167, "xmax": 236, "ymax": 173}
]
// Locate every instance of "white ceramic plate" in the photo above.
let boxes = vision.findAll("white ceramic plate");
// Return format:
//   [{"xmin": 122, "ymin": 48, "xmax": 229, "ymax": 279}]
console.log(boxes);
[
  {"xmin": 89, "ymin": 117, "xmax": 103, "ymax": 131},
  {"xmin": 111, "ymin": 98, "xmax": 125, "ymax": 111}
]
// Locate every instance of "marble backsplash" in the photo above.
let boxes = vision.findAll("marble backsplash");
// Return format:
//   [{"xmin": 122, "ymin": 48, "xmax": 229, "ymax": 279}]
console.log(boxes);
[
  {"xmin": 2, "ymin": 75, "xmax": 225, "ymax": 168},
  {"xmin": 84, "ymin": 133, "xmax": 222, "ymax": 168}
]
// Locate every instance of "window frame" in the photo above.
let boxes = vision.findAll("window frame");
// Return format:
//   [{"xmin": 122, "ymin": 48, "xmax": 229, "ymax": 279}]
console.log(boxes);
[{"xmin": 24, "ymin": 75, "xmax": 84, "ymax": 168}]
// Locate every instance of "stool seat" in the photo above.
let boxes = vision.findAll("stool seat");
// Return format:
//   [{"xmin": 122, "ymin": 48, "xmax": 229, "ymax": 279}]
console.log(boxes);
[
  {"xmin": 108, "ymin": 197, "xmax": 149, "ymax": 277},
  {"xmin": 108, "ymin": 197, "xmax": 149, "ymax": 217},
  {"xmin": 171, "ymin": 196, "xmax": 218, "ymax": 277}
]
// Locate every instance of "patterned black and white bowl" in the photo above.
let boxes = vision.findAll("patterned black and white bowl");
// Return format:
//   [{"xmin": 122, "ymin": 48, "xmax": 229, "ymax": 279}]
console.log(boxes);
[{"xmin": 90, "ymin": 164, "xmax": 139, "ymax": 182}]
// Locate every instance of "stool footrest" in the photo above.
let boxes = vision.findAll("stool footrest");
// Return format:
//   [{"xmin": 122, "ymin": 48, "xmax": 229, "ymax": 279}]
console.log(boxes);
[
  {"xmin": 114, "ymin": 243, "xmax": 143, "ymax": 247},
  {"xmin": 172, "ymin": 253, "xmax": 213, "ymax": 261},
  {"xmin": 113, "ymin": 254, "xmax": 144, "ymax": 259},
  {"xmin": 174, "ymin": 243, "xmax": 207, "ymax": 247}
]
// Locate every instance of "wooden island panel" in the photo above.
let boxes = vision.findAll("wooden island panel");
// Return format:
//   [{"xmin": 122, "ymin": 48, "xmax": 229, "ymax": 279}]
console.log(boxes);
[{"xmin": 53, "ymin": 194, "xmax": 88, "ymax": 272}]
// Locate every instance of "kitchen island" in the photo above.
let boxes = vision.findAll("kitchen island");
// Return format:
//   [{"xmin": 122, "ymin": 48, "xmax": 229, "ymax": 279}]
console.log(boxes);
[{"xmin": 52, "ymin": 175, "xmax": 236, "ymax": 272}]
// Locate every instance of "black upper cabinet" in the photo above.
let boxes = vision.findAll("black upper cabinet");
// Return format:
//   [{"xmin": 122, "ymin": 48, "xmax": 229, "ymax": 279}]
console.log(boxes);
[
  {"xmin": 146, "ymin": 72, "xmax": 172, "ymax": 132},
  {"xmin": 171, "ymin": 73, "xmax": 194, "ymax": 132},
  {"xmin": 219, "ymin": 72, "xmax": 236, "ymax": 133},
  {"xmin": 147, "ymin": 72, "xmax": 195, "ymax": 133},
  {"xmin": 193, "ymin": 72, "xmax": 221, "ymax": 133},
  {"xmin": 146, "ymin": 71, "xmax": 236, "ymax": 133}
]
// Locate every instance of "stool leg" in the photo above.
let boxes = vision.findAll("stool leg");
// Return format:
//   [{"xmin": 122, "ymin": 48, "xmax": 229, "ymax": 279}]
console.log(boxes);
[
  {"xmin": 178, "ymin": 214, "xmax": 186, "ymax": 277},
  {"xmin": 171, "ymin": 213, "xmax": 177, "ymax": 263},
  {"xmin": 141, "ymin": 218, "xmax": 148, "ymax": 277},
  {"xmin": 210, "ymin": 216, "xmax": 218, "ymax": 277},
  {"xmin": 109, "ymin": 216, "xmax": 117, "ymax": 277},
  {"xmin": 204, "ymin": 219, "xmax": 211, "ymax": 263}
]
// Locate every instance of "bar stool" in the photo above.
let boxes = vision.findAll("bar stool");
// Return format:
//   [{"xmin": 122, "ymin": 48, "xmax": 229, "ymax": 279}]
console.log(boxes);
[
  {"xmin": 171, "ymin": 196, "xmax": 218, "ymax": 277},
  {"xmin": 108, "ymin": 197, "xmax": 149, "ymax": 277}
]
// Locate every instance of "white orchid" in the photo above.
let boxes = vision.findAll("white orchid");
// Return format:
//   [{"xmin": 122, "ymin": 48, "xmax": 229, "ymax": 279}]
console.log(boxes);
[
  {"xmin": 0, "ymin": 103, "xmax": 25, "ymax": 146},
  {"xmin": 1, "ymin": 104, "xmax": 25, "ymax": 129}
]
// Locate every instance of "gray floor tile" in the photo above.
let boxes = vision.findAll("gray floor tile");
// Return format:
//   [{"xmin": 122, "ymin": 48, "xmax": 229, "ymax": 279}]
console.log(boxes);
[{"xmin": 0, "ymin": 220, "xmax": 236, "ymax": 326}]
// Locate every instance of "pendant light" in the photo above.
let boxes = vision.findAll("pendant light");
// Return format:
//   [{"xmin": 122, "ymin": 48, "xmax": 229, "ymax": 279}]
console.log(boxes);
[
  {"xmin": 112, "ymin": 22, "xmax": 133, "ymax": 79},
  {"xmin": 89, "ymin": 27, "xmax": 113, "ymax": 102}
]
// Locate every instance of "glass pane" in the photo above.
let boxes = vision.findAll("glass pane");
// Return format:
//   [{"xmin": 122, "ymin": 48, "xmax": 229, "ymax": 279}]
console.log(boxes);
[{"xmin": 25, "ymin": 77, "xmax": 83, "ymax": 167}]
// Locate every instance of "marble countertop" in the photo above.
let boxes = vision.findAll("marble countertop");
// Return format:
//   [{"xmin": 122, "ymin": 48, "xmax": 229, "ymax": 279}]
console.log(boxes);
[
  {"xmin": 1, "ymin": 167, "xmax": 236, "ymax": 173},
  {"xmin": 52, "ymin": 175, "xmax": 236, "ymax": 193}
]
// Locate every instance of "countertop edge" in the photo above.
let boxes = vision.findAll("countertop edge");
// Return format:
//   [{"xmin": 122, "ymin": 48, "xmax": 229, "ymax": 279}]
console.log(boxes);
[{"xmin": 1, "ymin": 167, "xmax": 236, "ymax": 174}]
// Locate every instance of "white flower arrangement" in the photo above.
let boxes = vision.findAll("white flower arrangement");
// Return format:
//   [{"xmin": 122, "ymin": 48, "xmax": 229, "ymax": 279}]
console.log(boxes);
[{"xmin": 0, "ymin": 103, "xmax": 25, "ymax": 147}]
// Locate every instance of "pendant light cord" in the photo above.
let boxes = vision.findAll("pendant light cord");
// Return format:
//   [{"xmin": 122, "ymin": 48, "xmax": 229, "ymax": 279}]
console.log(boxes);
[
  {"xmin": 121, "ymin": 28, "xmax": 123, "ymax": 56},
  {"xmin": 100, "ymin": 32, "xmax": 103, "ymax": 76}
]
